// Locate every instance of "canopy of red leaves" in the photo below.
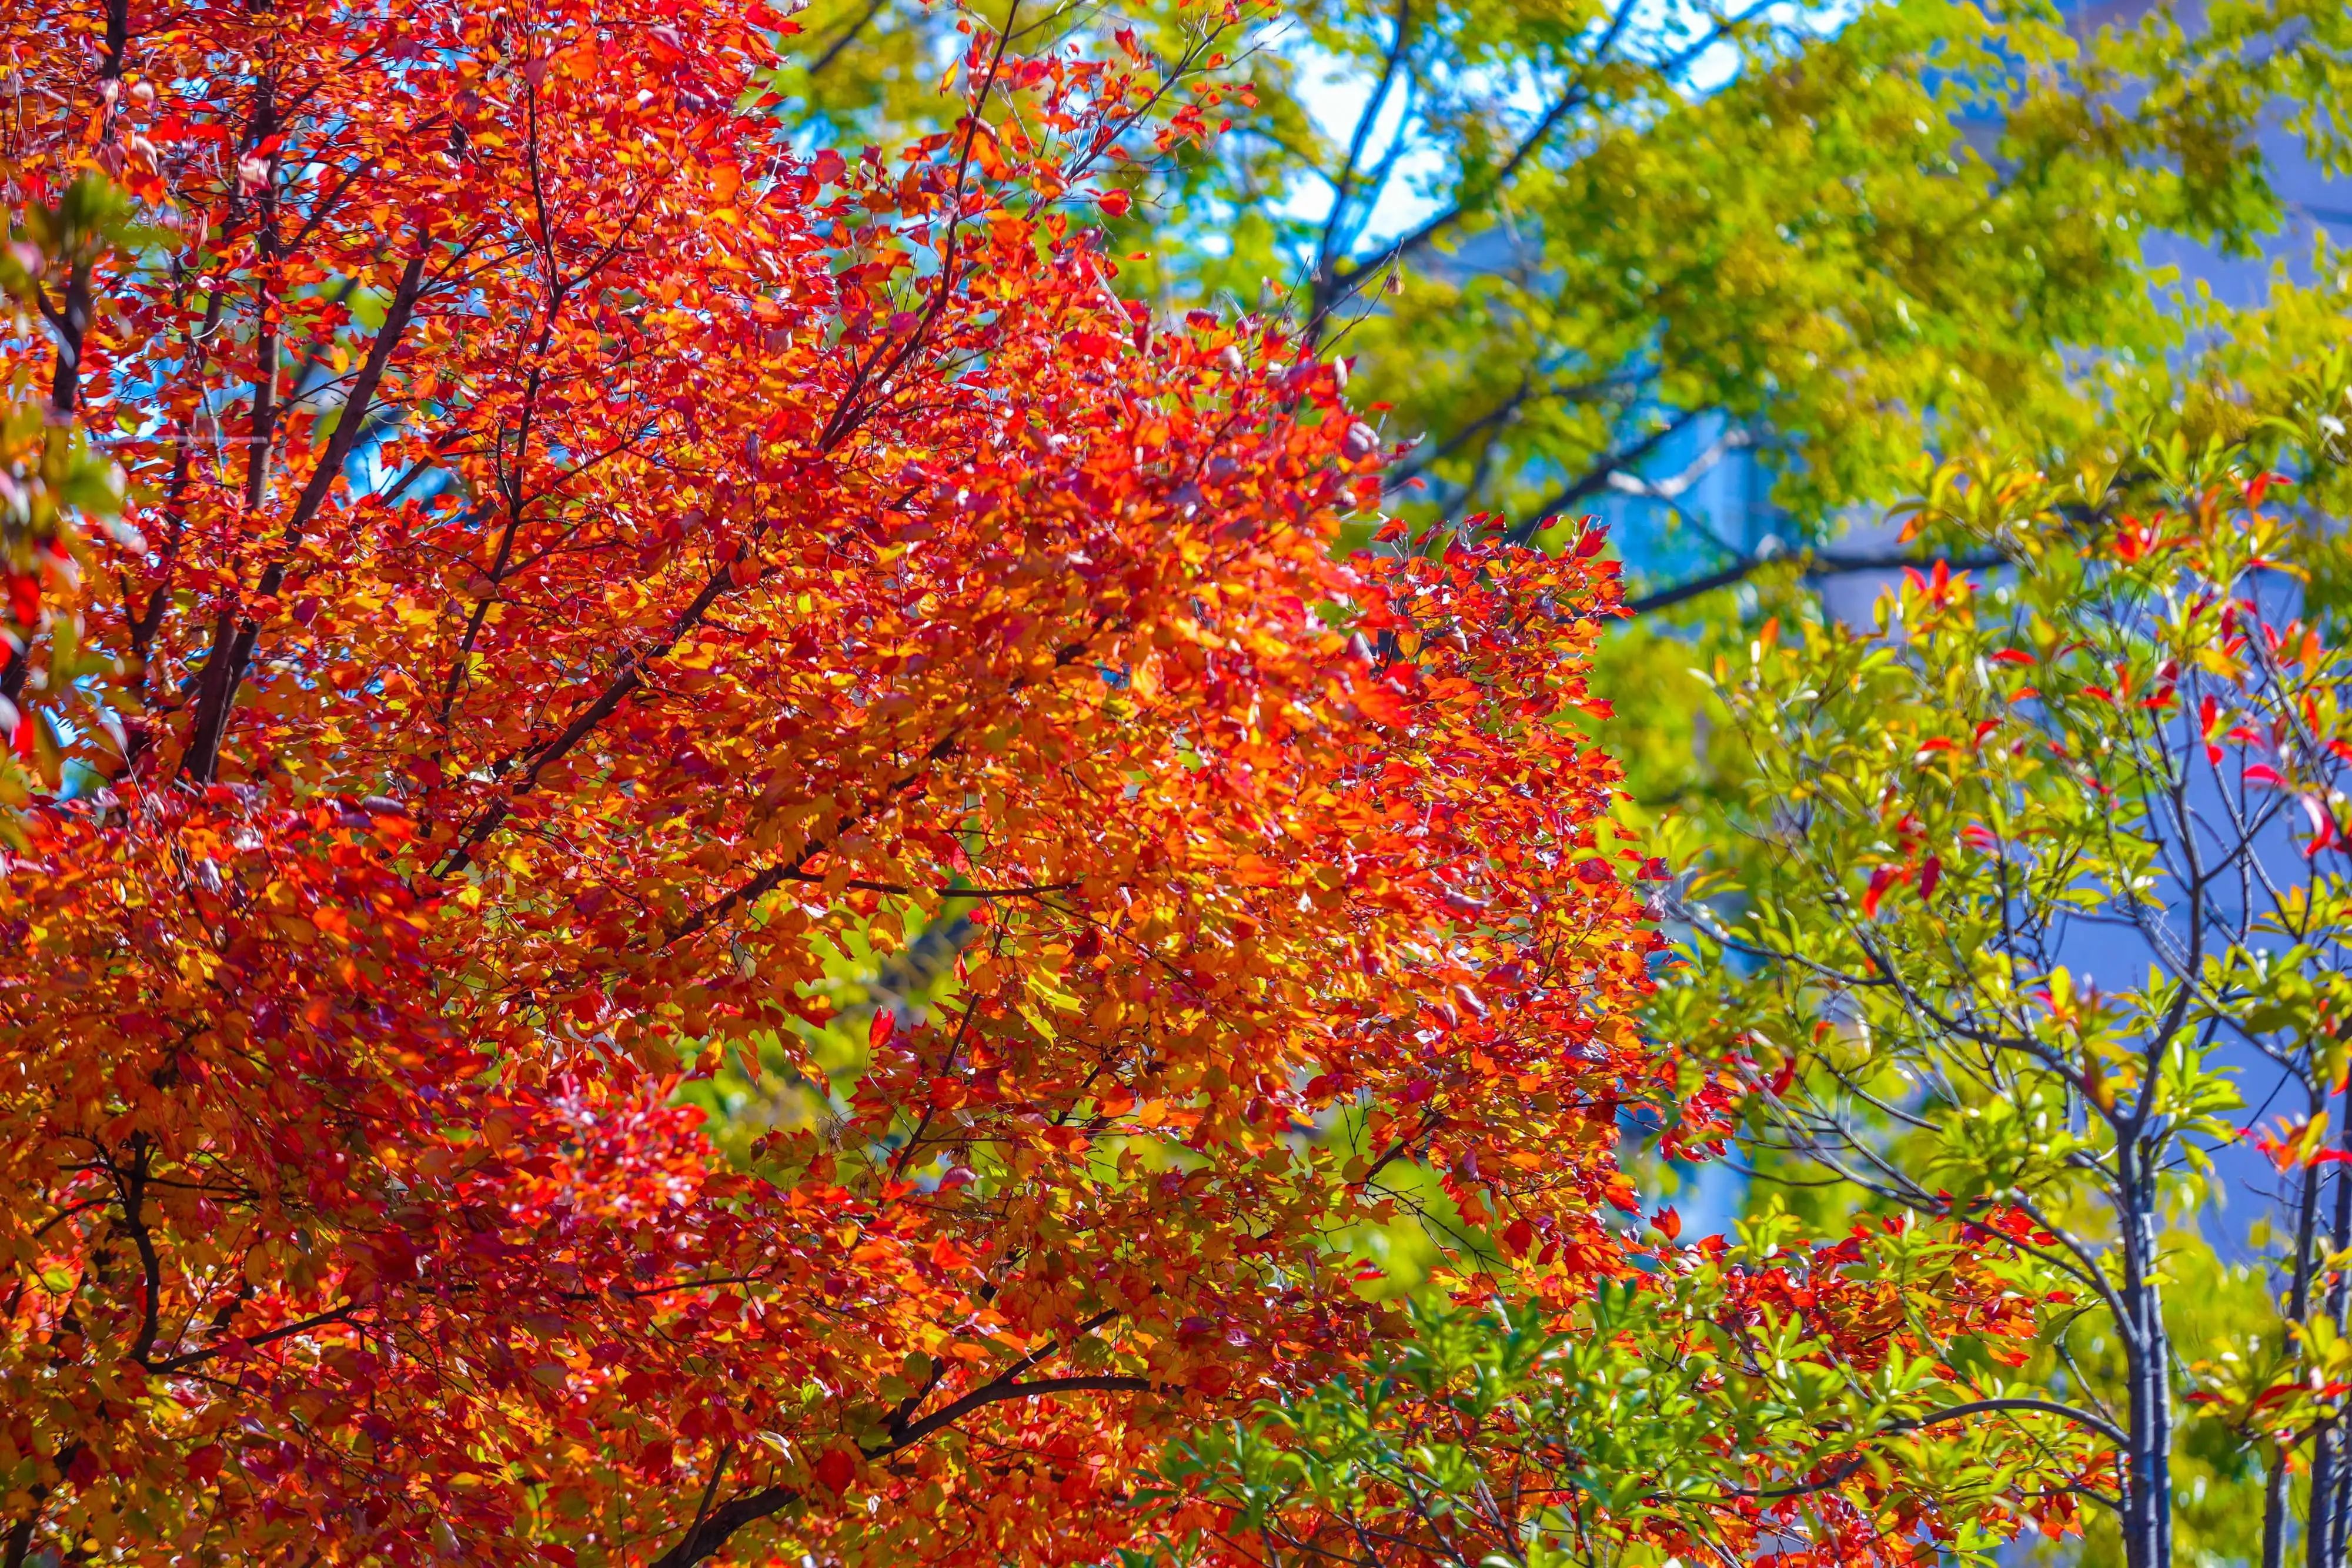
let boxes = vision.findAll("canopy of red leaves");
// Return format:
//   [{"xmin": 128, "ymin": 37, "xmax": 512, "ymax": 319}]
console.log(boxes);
[{"xmin": 1, "ymin": 1, "xmax": 1659, "ymax": 1563}]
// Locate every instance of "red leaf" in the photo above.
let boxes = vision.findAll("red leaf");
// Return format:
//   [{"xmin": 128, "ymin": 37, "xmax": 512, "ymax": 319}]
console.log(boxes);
[
  {"xmin": 814, "ymin": 1447, "xmax": 859, "ymax": 1493},
  {"xmin": 1862, "ymin": 864, "xmax": 1906, "ymax": 918},
  {"xmin": 6, "ymin": 571, "xmax": 38, "ymax": 626}
]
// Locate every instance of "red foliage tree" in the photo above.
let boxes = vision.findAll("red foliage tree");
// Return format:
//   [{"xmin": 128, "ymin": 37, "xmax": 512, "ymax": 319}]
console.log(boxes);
[{"xmin": 0, "ymin": 1, "xmax": 1656, "ymax": 1563}]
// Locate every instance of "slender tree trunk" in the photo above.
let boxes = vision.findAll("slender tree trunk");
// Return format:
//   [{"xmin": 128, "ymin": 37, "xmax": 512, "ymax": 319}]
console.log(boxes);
[
  {"xmin": 1, "ymin": 1442, "xmax": 75, "ymax": 1568},
  {"xmin": 2264, "ymin": 1101, "xmax": 2327, "ymax": 1568},
  {"xmin": 2304, "ymin": 1092, "xmax": 2352, "ymax": 1568},
  {"xmin": 2120, "ymin": 1144, "xmax": 2173, "ymax": 1568},
  {"xmin": 2330, "ymin": 1094, "xmax": 2352, "ymax": 1561}
]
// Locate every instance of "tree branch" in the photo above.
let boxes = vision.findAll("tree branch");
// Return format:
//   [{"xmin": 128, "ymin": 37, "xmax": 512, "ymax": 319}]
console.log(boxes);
[
  {"xmin": 804, "ymin": 0, "xmax": 890, "ymax": 80},
  {"xmin": 644, "ymin": 1313, "xmax": 1151, "ymax": 1568},
  {"xmin": 146, "ymin": 1299, "xmax": 363, "ymax": 1374},
  {"xmin": 881, "ymin": 1373, "xmax": 1153, "ymax": 1453},
  {"xmin": 1317, "ymin": 0, "xmax": 1412, "ymax": 278},
  {"xmin": 646, "ymin": 1485, "xmax": 799, "ymax": 1568},
  {"xmin": 1314, "ymin": 0, "xmax": 1776, "ymax": 330},
  {"xmin": 182, "ymin": 252, "xmax": 429, "ymax": 780},
  {"xmin": 1899, "ymin": 1396, "xmax": 2130, "ymax": 1450},
  {"xmin": 1502, "ymin": 408, "xmax": 1705, "ymax": 546}
]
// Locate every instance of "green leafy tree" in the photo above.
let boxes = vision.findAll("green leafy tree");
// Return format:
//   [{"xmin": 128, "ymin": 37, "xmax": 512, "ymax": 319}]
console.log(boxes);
[
  {"xmin": 1641, "ymin": 406, "xmax": 2352, "ymax": 1568},
  {"xmin": 1151, "ymin": 1210, "xmax": 2107, "ymax": 1567},
  {"xmin": 765, "ymin": 0, "xmax": 2350, "ymax": 586}
]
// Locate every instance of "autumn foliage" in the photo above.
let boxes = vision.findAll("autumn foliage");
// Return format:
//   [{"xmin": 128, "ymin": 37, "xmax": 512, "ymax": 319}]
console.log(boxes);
[
  {"xmin": 1167, "ymin": 1213, "xmax": 2099, "ymax": 1568},
  {"xmin": 0, "ymin": 1, "xmax": 1663, "ymax": 1563}
]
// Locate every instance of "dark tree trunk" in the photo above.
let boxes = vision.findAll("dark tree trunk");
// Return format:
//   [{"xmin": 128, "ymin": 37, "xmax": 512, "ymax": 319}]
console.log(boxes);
[
  {"xmin": 2304, "ymin": 1093, "xmax": 2352, "ymax": 1568},
  {"xmin": 2119, "ymin": 1144, "xmax": 2173, "ymax": 1568},
  {"xmin": 2263, "ymin": 1143, "xmax": 2323, "ymax": 1568}
]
